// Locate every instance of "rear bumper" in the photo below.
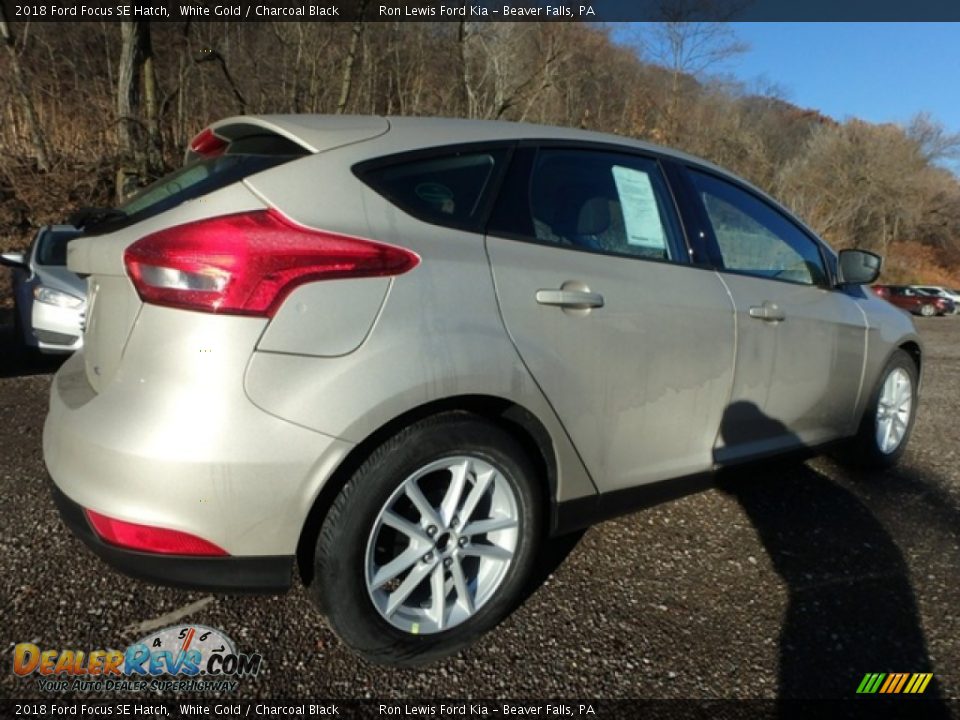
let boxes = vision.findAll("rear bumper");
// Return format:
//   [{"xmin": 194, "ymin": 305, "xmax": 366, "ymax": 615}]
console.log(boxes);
[
  {"xmin": 44, "ymin": 345, "xmax": 354, "ymax": 564},
  {"xmin": 50, "ymin": 481, "xmax": 294, "ymax": 593}
]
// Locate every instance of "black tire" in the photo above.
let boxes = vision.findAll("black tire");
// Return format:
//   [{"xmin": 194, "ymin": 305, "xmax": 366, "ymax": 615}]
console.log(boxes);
[
  {"xmin": 311, "ymin": 412, "xmax": 541, "ymax": 666},
  {"xmin": 841, "ymin": 349, "xmax": 918, "ymax": 469},
  {"xmin": 919, "ymin": 304, "xmax": 935, "ymax": 317}
]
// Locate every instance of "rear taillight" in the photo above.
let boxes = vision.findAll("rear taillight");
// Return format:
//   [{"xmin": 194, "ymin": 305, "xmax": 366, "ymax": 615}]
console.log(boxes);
[
  {"xmin": 85, "ymin": 509, "xmax": 228, "ymax": 556},
  {"xmin": 189, "ymin": 127, "xmax": 227, "ymax": 158},
  {"xmin": 124, "ymin": 209, "xmax": 420, "ymax": 317}
]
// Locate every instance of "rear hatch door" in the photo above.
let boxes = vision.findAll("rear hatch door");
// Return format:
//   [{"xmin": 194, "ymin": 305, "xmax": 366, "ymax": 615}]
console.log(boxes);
[{"xmin": 68, "ymin": 115, "xmax": 389, "ymax": 391}]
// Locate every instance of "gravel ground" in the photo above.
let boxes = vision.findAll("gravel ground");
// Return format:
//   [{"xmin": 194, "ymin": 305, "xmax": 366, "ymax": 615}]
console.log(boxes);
[{"xmin": 2, "ymin": 312, "xmax": 959, "ymax": 703}]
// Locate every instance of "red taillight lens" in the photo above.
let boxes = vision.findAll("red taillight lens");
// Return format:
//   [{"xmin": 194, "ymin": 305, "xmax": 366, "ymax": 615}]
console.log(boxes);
[
  {"xmin": 124, "ymin": 209, "xmax": 420, "ymax": 317},
  {"xmin": 189, "ymin": 127, "xmax": 227, "ymax": 158},
  {"xmin": 84, "ymin": 509, "xmax": 228, "ymax": 556}
]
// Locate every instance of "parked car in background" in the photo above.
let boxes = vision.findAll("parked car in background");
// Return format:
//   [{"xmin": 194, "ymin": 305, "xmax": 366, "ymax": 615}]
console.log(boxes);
[
  {"xmin": 912, "ymin": 285, "xmax": 960, "ymax": 313},
  {"xmin": 872, "ymin": 284, "xmax": 954, "ymax": 317},
  {"xmin": 45, "ymin": 115, "xmax": 922, "ymax": 666},
  {"xmin": 1, "ymin": 225, "xmax": 86, "ymax": 353}
]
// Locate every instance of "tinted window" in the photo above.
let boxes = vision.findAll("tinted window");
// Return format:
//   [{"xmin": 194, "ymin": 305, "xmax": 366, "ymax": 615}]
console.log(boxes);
[
  {"xmin": 361, "ymin": 150, "xmax": 506, "ymax": 229},
  {"xmin": 36, "ymin": 228, "xmax": 83, "ymax": 266},
  {"xmin": 491, "ymin": 148, "xmax": 682, "ymax": 262},
  {"xmin": 84, "ymin": 141, "xmax": 309, "ymax": 235},
  {"xmin": 120, "ymin": 153, "xmax": 301, "ymax": 219},
  {"xmin": 691, "ymin": 170, "xmax": 827, "ymax": 286}
]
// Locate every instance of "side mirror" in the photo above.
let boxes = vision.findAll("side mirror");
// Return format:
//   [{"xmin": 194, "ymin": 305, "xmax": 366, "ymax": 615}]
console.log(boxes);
[
  {"xmin": 0, "ymin": 251, "xmax": 27, "ymax": 269},
  {"xmin": 838, "ymin": 249, "xmax": 882, "ymax": 286}
]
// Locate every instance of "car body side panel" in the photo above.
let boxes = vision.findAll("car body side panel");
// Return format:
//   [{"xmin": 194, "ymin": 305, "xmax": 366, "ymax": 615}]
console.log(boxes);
[
  {"xmin": 243, "ymin": 194, "xmax": 598, "ymax": 504},
  {"xmin": 856, "ymin": 291, "xmax": 924, "ymax": 418},
  {"xmin": 487, "ymin": 238, "xmax": 737, "ymax": 493},
  {"xmin": 712, "ymin": 274, "xmax": 867, "ymax": 461}
]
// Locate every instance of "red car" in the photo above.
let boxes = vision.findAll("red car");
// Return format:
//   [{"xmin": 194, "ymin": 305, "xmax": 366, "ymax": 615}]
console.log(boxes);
[{"xmin": 872, "ymin": 285, "xmax": 955, "ymax": 316}]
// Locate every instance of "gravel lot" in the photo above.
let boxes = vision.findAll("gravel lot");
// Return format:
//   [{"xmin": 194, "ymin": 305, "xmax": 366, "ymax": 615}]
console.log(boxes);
[{"xmin": 2, "ymin": 312, "xmax": 959, "ymax": 703}]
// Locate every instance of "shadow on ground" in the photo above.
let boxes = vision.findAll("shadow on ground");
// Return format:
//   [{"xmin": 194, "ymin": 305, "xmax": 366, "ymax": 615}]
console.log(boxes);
[
  {"xmin": 0, "ymin": 307, "xmax": 67, "ymax": 379},
  {"xmin": 714, "ymin": 401, "xmax": 950, "ymax": 713}
]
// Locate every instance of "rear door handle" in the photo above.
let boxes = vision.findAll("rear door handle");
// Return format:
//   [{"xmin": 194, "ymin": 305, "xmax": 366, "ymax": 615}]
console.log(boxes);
[
  {"xmin": 748, "ymin": 301, "xmax": 785, "ymax": 322},
  {"xmin": 536, "ymin": 289, "xmax": 605, "ymax": 310}
]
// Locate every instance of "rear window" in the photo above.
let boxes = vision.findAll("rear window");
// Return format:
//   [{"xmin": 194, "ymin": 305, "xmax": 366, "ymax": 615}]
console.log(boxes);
[
  {"xmin": 36, "ymin": 228, "xmax": 83, "ymax": 266},
  {"xmin": 356, "ymin": 148, "xmax": 508, "ymax": 231},
  {"xmin": 85, "ymin": 134, "xmax": 309, "ymax": 235}
]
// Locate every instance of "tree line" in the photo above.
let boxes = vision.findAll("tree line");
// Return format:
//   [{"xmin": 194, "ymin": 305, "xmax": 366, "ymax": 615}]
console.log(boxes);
[{"xmin": 1, "ymin": 19, "xmax": 958, "ymax": 286}]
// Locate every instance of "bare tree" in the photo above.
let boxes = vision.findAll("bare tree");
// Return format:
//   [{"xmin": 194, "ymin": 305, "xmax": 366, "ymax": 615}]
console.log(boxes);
[
  {"xmin": 641, "ymin": 21, "xmax": 747, "ymax": 142},
  {"xmin": 336, "ymin": 2, "xmax": 369, "ymax": 114},
  {"xmin": 116, "ymin": 20, "xmax": 151, "ymax": 199},
  {"xmin": 906, "ymin": 112, "xmax": 960, "ymax": 164},
  {"xmin": 0, "ymin": 8, "xmax": 50, "ymax": 171}
]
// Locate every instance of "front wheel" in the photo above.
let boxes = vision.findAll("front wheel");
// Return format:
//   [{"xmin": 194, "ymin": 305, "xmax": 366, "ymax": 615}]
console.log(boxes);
[
  {"xmin": 841, "ymin": 349, "xmax": 918, "ymax": 469},
  {"xmin": 311, "ymin": 414, "xmax": 541, "ymax": 666},
  {"xmin": 919, "ymin": 304, "xmax": 936, "ymax": 317}
]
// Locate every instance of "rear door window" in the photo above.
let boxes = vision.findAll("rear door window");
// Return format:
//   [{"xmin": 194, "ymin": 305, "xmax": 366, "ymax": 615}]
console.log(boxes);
[
  {"xmin": 356, "ymin": 148, "xmax": 508, "ymax": 231},
  {"xmin": 489, "ymin": 147, "xmax": 685, "ymax": 262}
]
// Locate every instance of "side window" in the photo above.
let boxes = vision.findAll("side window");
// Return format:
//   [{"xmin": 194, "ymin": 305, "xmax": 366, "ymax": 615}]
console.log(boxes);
[
  {"xmin": 690, "ymin": 170, "xmax": 827, "ymax": 286},
  {"xmin": 523, "ymin": 149, "xmax": 681, "ymax": 261},
  {"xmin": 359, "ymin": 149, "xmax": 507, "ymax": 229}
]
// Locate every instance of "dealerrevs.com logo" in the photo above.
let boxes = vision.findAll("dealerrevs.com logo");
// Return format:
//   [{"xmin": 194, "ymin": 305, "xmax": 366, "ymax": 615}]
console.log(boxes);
[{"xmin": 12, "ymin": 625, "xmax": 261, "ymax": 693}]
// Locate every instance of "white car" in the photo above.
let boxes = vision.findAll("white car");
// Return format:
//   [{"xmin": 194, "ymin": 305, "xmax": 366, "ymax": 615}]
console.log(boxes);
[
  {"xmin": 913, "ymin": 286, "xmax": 960, "ymax": 314},
  {"xmin": 1, "ymin": 225, "xmax": 86, "ymax": 353}
]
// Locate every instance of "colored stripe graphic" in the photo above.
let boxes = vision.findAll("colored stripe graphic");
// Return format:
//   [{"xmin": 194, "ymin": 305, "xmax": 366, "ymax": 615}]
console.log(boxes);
[{"xmin": 857, "ymin": 672, "xmax": 933, "ymax": 694}]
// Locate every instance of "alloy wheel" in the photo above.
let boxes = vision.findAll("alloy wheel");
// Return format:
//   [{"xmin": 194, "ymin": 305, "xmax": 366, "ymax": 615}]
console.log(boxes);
[
  {"xmin": 876, "ymin": 367, "xmax": 913, "ymax": 454},
  {"xmin": 364, "ymin": 455, "xmax": 520, "ymax": 634}
]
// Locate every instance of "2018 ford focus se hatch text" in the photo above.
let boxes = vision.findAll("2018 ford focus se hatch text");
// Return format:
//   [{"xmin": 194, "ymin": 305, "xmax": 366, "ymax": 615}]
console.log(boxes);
[{"xmin": 44, "ymin": 115, "xmax": 922, "ymax": 666}]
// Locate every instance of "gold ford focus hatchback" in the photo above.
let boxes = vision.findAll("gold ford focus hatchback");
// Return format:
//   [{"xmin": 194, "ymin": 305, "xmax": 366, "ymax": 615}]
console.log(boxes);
[{"xmin": 44, "ymin": 115, "xmax": 921, "ymax": 665}]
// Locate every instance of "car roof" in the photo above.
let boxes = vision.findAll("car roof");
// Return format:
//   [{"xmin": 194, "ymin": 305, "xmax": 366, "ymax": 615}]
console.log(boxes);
[
  {"xmin": 211, "ymin": 113, "xmax": 832, "ymax": 253},
  {"xmin": 213, "ymin": 114, "xmax": 756, "ymax": 196}
]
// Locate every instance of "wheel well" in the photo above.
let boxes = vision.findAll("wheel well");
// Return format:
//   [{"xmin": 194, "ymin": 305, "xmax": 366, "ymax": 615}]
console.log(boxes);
[
  {"xmin": 295, "ymin": 395, "xmax": 557, "ymax": 586},
  {"xmin": 899, "ymin": 341, "xmax": 922, "ymax": 373}
]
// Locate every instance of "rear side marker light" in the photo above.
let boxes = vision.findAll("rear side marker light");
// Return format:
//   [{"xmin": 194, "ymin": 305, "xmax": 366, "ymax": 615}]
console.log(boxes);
[
  {"xmin": 84, "ymin": 509, "xmax": 228, "ymax": 556},
  {"xmin": 124, "ymin": 209, "xmax": 420, "ymax": 317},
  {"xmin": 189, "ymin": 127, "xmax": 227, "ymax": 158}
]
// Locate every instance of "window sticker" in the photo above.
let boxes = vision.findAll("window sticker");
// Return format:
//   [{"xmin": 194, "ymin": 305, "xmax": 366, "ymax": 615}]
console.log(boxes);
[{"xmin": 612, "ymin": 166, "xmax": 667, "ymax": 250}]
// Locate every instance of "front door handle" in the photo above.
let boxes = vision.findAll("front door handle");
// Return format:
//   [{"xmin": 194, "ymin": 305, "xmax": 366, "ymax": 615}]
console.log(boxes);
[
  {"xmin": 536, "ymin": 288, "xmax": 605, "ymax": 310},
  {"xmin": 748, "ymin": 301, "xmax": 785, "ymax": 322}
]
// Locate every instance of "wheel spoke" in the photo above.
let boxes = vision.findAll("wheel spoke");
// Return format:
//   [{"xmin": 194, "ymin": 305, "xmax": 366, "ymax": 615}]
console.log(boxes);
[
  {"xmin": 405, "ymin": 479, "xmax": 443, "ymax": 528},
  {"xmin": 382, "ymin": 511, "xmax": 431, "ymax": 545},
  {"xmin": 440, "ymin": 459, "xmax": 470, "ymax": 525},
  {"xmin": 450, "ymin": 556, "xmax": 474, "ymax": 615},
  {"xmin": 462, "ymin": 516, "xmax": 517, "ymax": 537},
  {"xmin": 384, "ymin": 559, "xmax": 434, "ymax": 617},
  {"xmin": 882, "ymin": 413, "xmax": 895, "ymax": 452},
  {"xmin": 371, "ymin": 546, "xmax": 423, "ymax": 590},
  {"xmin": 462, "ymin": 543, "xmax": 513, "ymax": 562},
  {"xmin": 458, "ymin": 468, "xmax": 495, "ymax": 525},
  {"xmin": 429, "ymin": 564, "xmax": 446, "ymax": 630}
]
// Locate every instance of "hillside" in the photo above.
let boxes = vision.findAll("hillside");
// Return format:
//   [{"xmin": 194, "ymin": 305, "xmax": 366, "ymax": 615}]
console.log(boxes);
[{"xmin": 2, "ymin": 21, "xmax": 958, "ymax": 294}]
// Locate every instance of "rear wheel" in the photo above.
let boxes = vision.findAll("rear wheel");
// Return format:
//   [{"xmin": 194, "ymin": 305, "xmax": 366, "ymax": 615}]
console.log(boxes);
[
  {"xmin": 311, "ymin": 414, "xmax": 541, "ymax": 666},
  {"xmin": 841, "ymin": 349, "xmax": 918, "ymax": 469}
]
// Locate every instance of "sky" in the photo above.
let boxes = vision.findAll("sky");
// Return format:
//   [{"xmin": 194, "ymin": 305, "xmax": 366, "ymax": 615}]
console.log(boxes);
[{"xmin": 727, "ymin": 23, "xmax": 960, "ymax": 134}]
